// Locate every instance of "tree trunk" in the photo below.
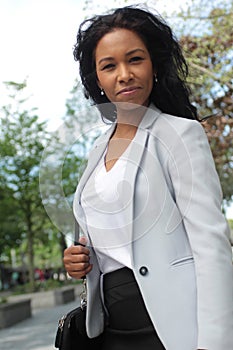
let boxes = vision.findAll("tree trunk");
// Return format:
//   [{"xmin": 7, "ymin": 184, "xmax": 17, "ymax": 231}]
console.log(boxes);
[
  {"xmin": 27, "ymin": 228, "xmax": 35, "ymax": 292},
  {"xmin": 25, "ymin": 207, "xmax": 36, "ymax": 292}
]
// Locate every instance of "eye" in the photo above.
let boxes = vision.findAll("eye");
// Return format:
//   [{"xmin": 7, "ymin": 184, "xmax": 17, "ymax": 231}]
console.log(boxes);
[
  {"xmin": 101, "ymin": 63, "xmax": 115, "ymax": 71},
  {"xmin": 129, "ymin": 56, "xmax": 144, "ymax": 63}
]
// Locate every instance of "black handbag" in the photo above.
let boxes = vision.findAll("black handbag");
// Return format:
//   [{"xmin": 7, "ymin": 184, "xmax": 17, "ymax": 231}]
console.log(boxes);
[{"xmin": 54, "ymin": 278, "xmax": 103, "ymax": 350}]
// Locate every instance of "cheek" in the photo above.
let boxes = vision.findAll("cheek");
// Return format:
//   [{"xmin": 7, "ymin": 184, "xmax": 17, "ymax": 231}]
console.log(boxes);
[
  {"xmin": 145, "ymin": 72, "xmax": 154, "ymax": 91},
  {"xmin": 96, "ymin": 71, "xmax": 102, "ymax": 87},
  {"xmin": 96, "ymin": 72, "xmax": 110, "ymax": 89},
  {"xmin": 142, "ymin": 63, "xmax": 154, "ymax": 84},
  {"xmin": 96, "ymin": 66, "xmax": 107, "ymax": 85}
]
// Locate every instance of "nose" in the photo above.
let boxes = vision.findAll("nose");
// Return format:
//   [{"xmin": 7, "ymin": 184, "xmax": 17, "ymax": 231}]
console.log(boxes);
[{"xmin": 117, "ymin": 64, "xmax": 133, "ymax": 83}]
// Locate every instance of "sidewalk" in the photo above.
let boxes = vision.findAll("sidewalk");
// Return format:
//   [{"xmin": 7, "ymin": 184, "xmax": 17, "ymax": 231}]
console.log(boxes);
[{"xmin": 0, "ymin": 295, "xmax": 81, "ymax": 350}]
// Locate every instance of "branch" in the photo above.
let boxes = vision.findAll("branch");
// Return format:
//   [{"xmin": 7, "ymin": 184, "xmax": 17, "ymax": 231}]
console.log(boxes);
[
  {"xmin": 167, "ymin": 13, "xmax": 232, "ymax": 20},
  {"xmin": 189, "ymin": 62, "xmax": 233, "ymax": 91}
]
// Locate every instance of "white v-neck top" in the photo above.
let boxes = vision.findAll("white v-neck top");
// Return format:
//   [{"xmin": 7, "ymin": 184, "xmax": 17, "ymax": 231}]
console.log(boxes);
[{"xmin": 81, "ymin": 144, "xmax": 133, "ymax": 274}]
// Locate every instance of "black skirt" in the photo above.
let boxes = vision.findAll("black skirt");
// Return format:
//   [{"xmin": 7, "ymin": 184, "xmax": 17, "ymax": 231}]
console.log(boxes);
[{"xmin": 101, "ymin": 267, "xmax": 166, "ymax": 350}]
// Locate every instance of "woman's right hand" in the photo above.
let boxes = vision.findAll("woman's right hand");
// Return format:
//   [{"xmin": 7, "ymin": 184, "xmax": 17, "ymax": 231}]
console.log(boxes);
[{"xmin": 63, "ymin": 238, "xmax": 93, "ymax": 279}]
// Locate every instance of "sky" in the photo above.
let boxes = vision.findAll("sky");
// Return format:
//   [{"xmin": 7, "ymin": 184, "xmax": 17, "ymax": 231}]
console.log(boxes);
[
  {"xmin": 0, "ymin": 0, "xmax": 232, "ymax": 219},
  {"xmin": 0, "ymin": 0, "xmax": 87, "ymax": 130}
]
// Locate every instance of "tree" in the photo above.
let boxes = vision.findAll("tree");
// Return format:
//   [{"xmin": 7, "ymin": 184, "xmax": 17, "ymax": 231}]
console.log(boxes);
[
  {"xmin": 228, "ymin": 219, "xmax": 233, "ymax": 245},
  {"xmin": 0, "ymin": 80, "xmax": 52, "ymax": 291},
  {"xmin": 174, "ymin": 0, "xmax": 233, "ymax": 206},
  {"xmin": 0, "ymin": 178, "xmax": 21, "ymax": 255}
]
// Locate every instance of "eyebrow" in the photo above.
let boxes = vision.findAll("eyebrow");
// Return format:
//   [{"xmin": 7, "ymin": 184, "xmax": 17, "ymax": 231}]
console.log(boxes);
[{"xmin": 97, "ymin": 48, "xmax": 146, "ymax": 65}]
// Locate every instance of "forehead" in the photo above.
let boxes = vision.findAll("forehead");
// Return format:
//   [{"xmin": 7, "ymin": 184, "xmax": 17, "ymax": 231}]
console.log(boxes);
[{"xmin": 95, "ymin": 28, "xmax": 147, "ymax": 57}]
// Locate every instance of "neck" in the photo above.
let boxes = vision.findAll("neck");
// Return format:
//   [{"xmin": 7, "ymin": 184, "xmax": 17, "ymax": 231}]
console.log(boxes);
[
  {"xmin": 116, "ymin": 104, "xmax": 147, "ymax": 128},
  {"xmin": 113, "ymin": 123, "xmax": 137, "ymax": 139}
]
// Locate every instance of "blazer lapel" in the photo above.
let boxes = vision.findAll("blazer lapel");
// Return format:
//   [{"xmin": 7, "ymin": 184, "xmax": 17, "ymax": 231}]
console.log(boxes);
[
  {"xmin": 122, "ymin": 127, "xmax": 148, "ymax": 259},
  {"xmin": 120, "ymin": 104, "xmax": 162, "ymax": 261},
  {"xmin": 124, "ymin": 104, "xmax": 162, "ymax": 204}
]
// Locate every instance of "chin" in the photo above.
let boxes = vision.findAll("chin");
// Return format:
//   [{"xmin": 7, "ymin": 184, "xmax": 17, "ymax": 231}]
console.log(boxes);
[{"xmin": 114, "ymin": 101, "xmax": 147, "ymax": 112}]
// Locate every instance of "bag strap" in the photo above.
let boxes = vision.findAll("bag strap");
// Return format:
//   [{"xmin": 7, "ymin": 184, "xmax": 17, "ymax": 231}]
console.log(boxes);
[
  {"xmin": 80, "ymin": 277, "xmax": 87, "ymax": 310},
  {"xmin": 74, "ymin": 218, "xmax": 80, "ymax": 245},
  {"xmin": 74, "ymin": 218, "xmax": 87, "ymax": 308}
]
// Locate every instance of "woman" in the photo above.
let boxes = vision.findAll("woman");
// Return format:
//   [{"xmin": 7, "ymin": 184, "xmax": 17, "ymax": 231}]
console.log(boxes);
[{"xmin": 63, "ymin": 5, "xmax": 233, "ymax": 350}]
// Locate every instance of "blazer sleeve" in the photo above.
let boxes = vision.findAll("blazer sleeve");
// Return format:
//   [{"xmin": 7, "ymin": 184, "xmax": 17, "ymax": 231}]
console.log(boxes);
[{"xmin": 167, "ymin": 119, "xmax": 233, "ymax": 350}]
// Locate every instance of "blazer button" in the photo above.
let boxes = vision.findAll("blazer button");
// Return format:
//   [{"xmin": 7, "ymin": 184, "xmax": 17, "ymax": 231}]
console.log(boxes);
[{"xmin": 139, "ymin": 266, "xmax": 148, "ymax": 276}]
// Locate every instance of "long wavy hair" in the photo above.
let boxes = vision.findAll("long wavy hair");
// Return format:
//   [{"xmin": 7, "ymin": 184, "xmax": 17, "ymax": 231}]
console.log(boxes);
[{"xmin": 73, "ymin": 5, "xmax": 198, "ymax": 122}]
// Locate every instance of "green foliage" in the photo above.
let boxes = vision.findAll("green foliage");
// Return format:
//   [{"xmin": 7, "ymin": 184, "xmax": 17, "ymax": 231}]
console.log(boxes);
[
  {"xmin": 228, "ymin": 219, "xmax": 233, "ymax": 229},
  {"xmin": 0, "ymin": 81, "xmax": 55, "ymax": 291},
  {"xmin": 11, "ymin": 278, "xmax": 78, "ymax": 295},
  {"xmin": 228, "ymin": 219, "xmax": 233, "ymax": 245},
  {"xmin": 0, "ymin": 297, "xmax": 8, "ymax": 304},
  {"xmin": 176, "ymin": 0, "xmax": 233, "ymax": 205}
]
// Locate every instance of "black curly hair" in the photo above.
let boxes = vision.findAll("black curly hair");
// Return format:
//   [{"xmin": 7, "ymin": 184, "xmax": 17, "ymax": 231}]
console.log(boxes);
[{"xmin": 73, "ymin": 5, "xmax": 197, "ymax": 122}]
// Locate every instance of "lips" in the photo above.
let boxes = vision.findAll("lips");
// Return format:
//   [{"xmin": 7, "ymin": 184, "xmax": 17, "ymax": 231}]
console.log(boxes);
[{"xmin": 117, "ymin": 86, "xmax": 141, "ymax": 95}]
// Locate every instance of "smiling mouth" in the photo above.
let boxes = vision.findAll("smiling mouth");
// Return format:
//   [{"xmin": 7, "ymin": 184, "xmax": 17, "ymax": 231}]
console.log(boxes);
[{"xmin": 117, "ymin": 87, "xmax": 141, "ymax": 95}]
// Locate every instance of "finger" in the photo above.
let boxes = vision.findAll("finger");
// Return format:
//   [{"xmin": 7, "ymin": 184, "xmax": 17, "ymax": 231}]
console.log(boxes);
[
  {"xmin": 64, "ymin": 253, "xmax": 90, "ymax": 264},
  {"xmin": 67, "ymin": 264, "xmax": 93, "ymax": 279},
  {"xmin": 68, "ymin": 260, "xmax": 91, "ymax": 271},
  {"xmin": 69, "ymin": 261, "xmax": 92, "ymax": 272},
  {"xmin": 65, "ymin": 244, "xmax": 90, "ymax": 256}
]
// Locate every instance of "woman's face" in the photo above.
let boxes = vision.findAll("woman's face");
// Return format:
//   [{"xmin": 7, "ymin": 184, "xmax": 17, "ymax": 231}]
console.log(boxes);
[{"xmin": 95, "ymin": 28, "xmax": 154, "ymax": 110}]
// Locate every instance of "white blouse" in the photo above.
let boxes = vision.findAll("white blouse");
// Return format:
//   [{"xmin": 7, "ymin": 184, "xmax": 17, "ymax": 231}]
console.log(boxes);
[{"xmin": 81, "ymin": 144, "xmax": 134, "ymax": 274}]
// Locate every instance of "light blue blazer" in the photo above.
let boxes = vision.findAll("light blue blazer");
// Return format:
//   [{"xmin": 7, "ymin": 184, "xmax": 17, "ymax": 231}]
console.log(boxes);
[{"xmin": 73, "ymin": 104, "xmax": 233, "ymax": 350}]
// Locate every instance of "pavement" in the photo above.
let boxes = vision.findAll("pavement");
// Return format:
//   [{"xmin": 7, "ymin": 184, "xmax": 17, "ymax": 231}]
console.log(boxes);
[{"xmin": 0, "ymin": 292, "xmax": 81, "ymax": 350}]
